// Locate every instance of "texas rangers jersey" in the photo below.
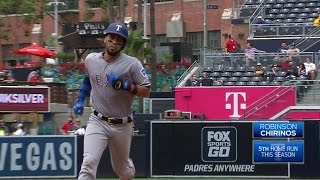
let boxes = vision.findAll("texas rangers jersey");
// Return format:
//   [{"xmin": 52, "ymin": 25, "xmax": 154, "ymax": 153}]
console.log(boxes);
[{"xmin": 85, "ymin": 52, "xmax": 150, "ymax": 118}]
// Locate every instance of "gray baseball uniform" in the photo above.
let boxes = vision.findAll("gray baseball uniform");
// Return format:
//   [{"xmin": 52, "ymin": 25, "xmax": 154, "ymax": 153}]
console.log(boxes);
[{"xmin": 78, "ymin": 52, "xmax": 150, "ymax": 180}]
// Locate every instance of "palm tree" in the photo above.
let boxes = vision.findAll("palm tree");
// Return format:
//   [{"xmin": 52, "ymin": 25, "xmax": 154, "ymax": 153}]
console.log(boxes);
[{"xmin": 123, "ymin": 29, "xmax": 154, "ymax": 113}]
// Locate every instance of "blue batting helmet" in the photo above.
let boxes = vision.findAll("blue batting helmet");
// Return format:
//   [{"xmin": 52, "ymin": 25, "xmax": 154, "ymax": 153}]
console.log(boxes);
[{"xmin": 104, "ymin": 23, "xmax": 128, "ymax": 42}]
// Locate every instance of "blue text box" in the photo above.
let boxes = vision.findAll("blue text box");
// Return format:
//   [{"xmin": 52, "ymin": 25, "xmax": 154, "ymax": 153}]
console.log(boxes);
[
  {"xmin": 253, "ymin": 121, "xmax": 304, "ymax": 138},
  {"xmin": 253, "ymin": 141, "xmax": 304, "ymax": 164}
]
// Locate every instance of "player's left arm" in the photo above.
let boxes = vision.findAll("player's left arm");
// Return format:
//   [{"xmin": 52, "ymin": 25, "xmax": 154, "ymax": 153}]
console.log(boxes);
[{"xmin": 130, "ymin": 61, "xmax": 151, "ymax": 97}]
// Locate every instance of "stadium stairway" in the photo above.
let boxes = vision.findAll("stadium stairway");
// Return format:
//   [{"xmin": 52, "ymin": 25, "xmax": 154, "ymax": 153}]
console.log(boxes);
[{"xmin": 297, "ymin": 80, "xmax": 320, "ymax": 105}]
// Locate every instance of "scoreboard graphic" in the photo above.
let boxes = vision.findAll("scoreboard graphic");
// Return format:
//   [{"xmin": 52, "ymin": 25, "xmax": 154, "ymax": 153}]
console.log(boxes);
[{"xmin": 252, "ymin": 121, "xmax": 304, "ymax": 164}]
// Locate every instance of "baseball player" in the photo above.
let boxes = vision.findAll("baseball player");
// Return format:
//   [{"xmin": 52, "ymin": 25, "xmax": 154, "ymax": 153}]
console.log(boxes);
[{"xmin": 73, "ymin": 22, "xmax": 151, "ymax": 180}]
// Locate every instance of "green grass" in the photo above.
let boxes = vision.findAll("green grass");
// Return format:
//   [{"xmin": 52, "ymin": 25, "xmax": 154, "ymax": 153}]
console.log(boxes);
[{"xmin": 1, "ymin": 178, "xmax": 314, "ymax": 180}]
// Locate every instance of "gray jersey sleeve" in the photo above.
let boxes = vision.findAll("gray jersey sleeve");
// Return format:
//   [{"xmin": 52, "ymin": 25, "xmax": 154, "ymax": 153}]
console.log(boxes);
[{"xmin": 131, "ymin": 60, "xmax": 150, "ymax": 87}]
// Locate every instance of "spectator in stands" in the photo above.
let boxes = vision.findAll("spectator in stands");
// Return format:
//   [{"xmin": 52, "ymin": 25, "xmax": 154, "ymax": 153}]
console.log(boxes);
[
  {"xmin": 225, "ymin": 35, "xmax": 238, "ymax": 53},
  {"xmin": 297, "ymin": 63, "xmax": 307, "ymax": 77},
  {"xmin": 287, "ymin": 44, "xmax": 301, "ymax": 66},
  {"xmin": 60, "ymin": 117, "xmax": 76, "ymax": 135},
  {"xmin": 313, "ymin": 13, "xmax": 320, "ymax": 27},
  {"xmin": 27, "ymin": 70, "xmax": 43, "ymax": 82},
  {"xmin": 253, "ymin": 63, "xmax": 265, "ymax": 79},
  {"xmin": 199, "ymin": 72, "xmax": 213, "ymax": 86},
  {"xmin": 12, "ymin": 123, "xmax": 26, "ymax": 136},
  {"xmin": 0, "ymin": 71, "xmax": 6, "ymax": 81},
  {"xmin": 4, "ymin": 72, "xmax": 15, "ymax": 82},
  {"xmin": 304, "ymin": 57, "xmax": 317, "ymax": 80},
  {"xmin": 277, "ymin": 42, "xmax": 288, "ymax": 54},
  {"xmin": 0, "ymin": 120, "xmax": 9, "ymax": 136},
  {"xmin": 256, "ymin": 16, "xmax": 267, "ymax": 25},
  {"xmin": 278, "ymin": 57, "xmax": 291, "ymax": 71},
  {"xmin": 185, "ymin": 74, "xmax": 200, "ymax": 86},
  {"xmin": 244, "ymin": 43, "xmax": 266, "ymax": 66},
  {"xmin": 266, "ymin": 64, "xmax": 277, "ymax": 82}
]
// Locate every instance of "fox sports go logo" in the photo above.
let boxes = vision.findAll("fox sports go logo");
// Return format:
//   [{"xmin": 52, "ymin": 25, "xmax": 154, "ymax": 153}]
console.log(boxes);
[{"xmin": 201, "ymin": 127, "xmax": 237, "ymax": 162}]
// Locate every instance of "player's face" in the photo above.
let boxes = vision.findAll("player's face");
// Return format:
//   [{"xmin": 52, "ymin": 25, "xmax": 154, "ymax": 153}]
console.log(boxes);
[{"xmin": 105, "ymin": 34, "xmax": 124, "ymax": 56}]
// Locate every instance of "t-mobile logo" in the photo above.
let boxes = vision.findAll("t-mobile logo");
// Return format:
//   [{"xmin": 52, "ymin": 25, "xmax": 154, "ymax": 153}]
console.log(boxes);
[{"xmin": 225, "ymin": 92, "xmax": 246, "ymax": 118}]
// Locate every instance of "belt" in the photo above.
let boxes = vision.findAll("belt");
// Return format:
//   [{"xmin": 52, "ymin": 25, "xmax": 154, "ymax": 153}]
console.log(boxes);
[{"xmin": 93, "ymin": 111, "xmax": 132, "ymax": 124}]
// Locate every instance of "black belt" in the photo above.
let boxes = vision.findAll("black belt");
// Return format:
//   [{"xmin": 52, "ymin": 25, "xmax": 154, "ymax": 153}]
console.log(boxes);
[{"xmin": 93, "ymin": 111, "xmax": 132, "ymax": 124}]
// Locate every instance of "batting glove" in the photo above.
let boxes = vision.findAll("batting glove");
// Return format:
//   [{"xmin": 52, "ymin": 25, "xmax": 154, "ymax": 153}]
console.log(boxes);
[
  {"xmin": 108, "ymin": 73, "xmax": 132, "ymax": 91},
  {"xmin": 73, "ymin": 99, "xmax": 84, "ymax": 116}
]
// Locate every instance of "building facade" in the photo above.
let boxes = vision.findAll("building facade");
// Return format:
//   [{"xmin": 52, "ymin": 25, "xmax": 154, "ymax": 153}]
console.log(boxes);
[{"xmin": 0, "ymin": 0, "xmax": 248, "ymax": 65}]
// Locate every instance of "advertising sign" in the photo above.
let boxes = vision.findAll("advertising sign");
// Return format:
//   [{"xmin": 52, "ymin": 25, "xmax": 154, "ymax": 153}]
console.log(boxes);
[
  {"xmin": 151, "ymin": 121, "xmax": 288, "ymax": 178},
  {"xmin": 253, "ymin": 141, "xmax": 304, "ymax": 164},
  {"xmin": 0, "ymin": 86, "xmax": 49, "ymax": 112},
  {"xmin": 0, "ymin": 136, "xmax": 77, "ymax": 178},
  {"xmin": 174, "ymin": 87, "xmax": 296, "ymax": 120},
  {"xmin": 201, "ymin": 127, "xmax": 237, "ymax": 162}
]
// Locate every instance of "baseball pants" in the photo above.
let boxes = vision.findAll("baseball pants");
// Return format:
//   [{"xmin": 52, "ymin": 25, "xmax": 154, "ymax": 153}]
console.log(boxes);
[{"xmin": 78, "ymin": 113, "xmax": 135, "ymax": 180}]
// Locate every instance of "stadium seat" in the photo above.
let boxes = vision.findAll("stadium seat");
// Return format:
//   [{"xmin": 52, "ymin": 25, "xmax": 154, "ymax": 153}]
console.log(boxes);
[
  {"xmin": 224, "ymin": 81, "xmax": 235, "ymax": 86},
  {"xmin": 213, "ymin": 66, "xmax": 224, "ymax": 72},
  {"xmin": 235, "ymin": 66, "xmax": 246, "ymax": 72},
  {"xmin": 265, "ymin": 14, "xmax": 276, "ymax": 19},
  {"xmin": 276, "ymin": 0, "xmax": 286, "ymax": 4},
  {"xmin": 313, "ymin": 7, "xmax": 320, "ymax": 13},
  {"xmin": 298, "ymin": 13, "xmax": 308, "ymax": 19},
  {"xmin": 294, "ymin": 3, "xmax": 305, "ymax": 9},
  {"xmin": 276, "ymin": 71, "xmax": 287, "ymax": 77},
  {"xmin": 246, "ymin": 66, "xmax": 256, "ymax": 72},
  {"xmin": 283, "ymin": 19, "xmax": 294, "ymax": 23},
  {"xmin": 211, "ymin": 72, "xmax": 220, "ymax": 78},
  {"xmin": 247, "ymin": 81, "xmax": 258, "ymax": 86},
  {"xmin": 306, "ymin": 3, "xmax": 316, "ymax": 8},
  {"xmin": 279, "ymin": 8, "xmax": 290, "ymax": 14},
  {"xmin": 203, "ymin": 67, "xmax": 213, "ymax": 73},
  {"xmin": 217, "ymin": 77, "xmax": 228, "ymax": 82},
  {"xmin": 290, "ymin": 8, "xmax": 301, "ymax": 14},
  {"xmin": 275, "ymin": 76, "xmax": 285, "ymax": 82},
  {"xmin": 287, "ymin": 0, "xmax": 297, "ymax": 3},
  {"xmin": 276, "ymin": 14, "xmax": 286, "ymax": 19},
  {"xmin": 309, "ymin": 13, "xmax": 318, "ymax": 18},
  {"xmin": 220, "ymin": 72, "xmax": 232, "ymax": 77},
  {"xmin": 245, "ymin": 0, "xmax": 254, "ymax": 5},
  {"xmin": 283, "ymin": 3, "xmax": 294, "ymax": 8},
  {"xmin": 232, "ymin": 72, "xmax": 243, "ymax": 77},
  {"xmin": 269, "ymin": 9, "xmax": 280, "ymax": 14},
  {"xmin": 269, "ymin": 81, "xmax": 281, "ymax": 86},
  {"xmin": 266, "ymin": 0, "xmax": 276, "ymax": 4},
  {"xmin": 251, "ymin": 76, "xmax": 263, "ymax": 82},
  {"xmin": 258, "ymin": 81, "xmax": 270, "ymax": 86},
  {"xmin": 228, "ymin": 77, "xmax": 239, "ymax": 82},
  {"xmin": 235, "ymin": 81, "xmax": 247, "ymax": 86},
  {"xmin": 287, "ymin": 13, "xmax": 298, "ymax": 19},
  {"xmin": 301, "ymin": 8, "xmax": 311, "ymax": 13},
  {"xmin": 243, "ymin": 71, "xmax": 254, "ymax": 77},
  {"xmin": 224, "ymin": 66, "xmax": 235, "ymax": 72},
  {"xmin": 309, "ymin": 0, "xmax": 318, "ymax": 3},
  {"xmin": 213, "ymin": 81, "xmax": 223, "ymax": 86},
  {"xmin": 306, "ymin": 18, "xmax": 315, "ymax": 23},
  {"xmin": 298, "ymin": 0, "xmax": 308, "ymax": 3},
  {"xmin": 239, "ymin": 76, "xmax": 250, "ymax": 82},
  {"xmin": 273, "ymin": 4, "xmax": 283, "ymax": 9}
]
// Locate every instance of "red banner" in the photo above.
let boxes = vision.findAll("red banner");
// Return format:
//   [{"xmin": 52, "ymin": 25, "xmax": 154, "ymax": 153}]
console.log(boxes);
[{"xmin": 0, "ymin": 86, "xmax": 50, "ymax": 112}]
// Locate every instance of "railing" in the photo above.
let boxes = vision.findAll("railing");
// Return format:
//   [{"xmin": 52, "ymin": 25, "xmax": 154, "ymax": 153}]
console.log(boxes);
[
  {"xmin": 176, "ymin": 60, "xmax": 199, "ymax": 86},
  {"xmin": 249, "ymin": 23, "xmax": 319, "ymax": 38},
  {"xmin": 241, "ymin": 81, "xmax": 295, "ymax": 119},
  {"xmin": 204, "ymin": 52, "xmax": 316, "ymax": 68}
]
